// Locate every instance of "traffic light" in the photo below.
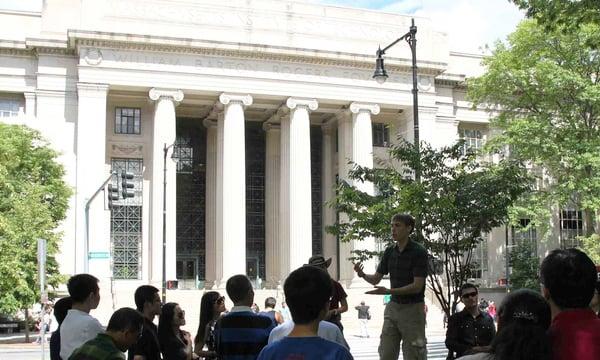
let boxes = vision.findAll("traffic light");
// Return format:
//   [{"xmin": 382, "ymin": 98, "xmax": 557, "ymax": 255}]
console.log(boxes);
[
  {"xmin": 121, "ymin": 172, "xmax": 135, "ymax": 199},
  {"xmin": 107, "ymin": 183, "xmax": 120, "ymax": 208}
]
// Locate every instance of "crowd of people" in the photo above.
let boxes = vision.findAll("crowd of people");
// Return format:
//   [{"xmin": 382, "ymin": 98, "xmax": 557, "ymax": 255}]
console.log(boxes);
[{"xmin": 43, "ymin": 213, "xmax": 599, "ymax": 360}]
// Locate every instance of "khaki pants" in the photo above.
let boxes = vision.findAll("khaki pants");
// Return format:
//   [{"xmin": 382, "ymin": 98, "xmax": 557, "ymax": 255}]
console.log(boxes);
[{"xmin": 378, "ymin": 301, "xmax": 427, "ymax": 360}]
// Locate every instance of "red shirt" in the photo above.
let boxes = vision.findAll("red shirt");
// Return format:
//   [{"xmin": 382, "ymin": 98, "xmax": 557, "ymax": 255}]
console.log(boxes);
[{"xmin": 549, "ymin": 308, "xmax": 600, "ymax": 360}]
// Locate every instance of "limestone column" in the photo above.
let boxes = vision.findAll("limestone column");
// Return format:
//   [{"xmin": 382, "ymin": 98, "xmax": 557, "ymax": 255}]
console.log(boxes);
[
  {"xmin": 149, "ymin": 88, "xmax": 183, "ymax": 286},
  {"xmin": 203, "ymin": 114, "xmax": 219, "ymax": 289},
  {"xmin": 336, "ymin": 109, "xmax": 355, "ymax": 284},
  {"xmin": 214, "ymin": 93, "xmax": 252, "ymax": 288},
  {"xmin": 263, "ymin": 119, "xmax": 281, "ymax": 288},
  {"xmin": 24, "ymin": 92, "xmax": 36, "ymax": 119},
  {"xmin": 280, "ymin": 98, "xmax": 318, "ymax": 275},
  {"xmin": 350, "ymin": 102, "xmax": 380, "ymax": 286},
  {"xmin": 321, "ymin": 121, "xmax": 338, "ymax": 279},
  {"xmin": 75, "ymin": 83, "xmax": 109, "ymax": 276}
]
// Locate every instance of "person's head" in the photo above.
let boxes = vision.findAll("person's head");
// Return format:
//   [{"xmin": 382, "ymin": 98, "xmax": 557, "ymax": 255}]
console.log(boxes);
[
  {"xmin": 195, "ymin": 291, "xmax": 225, "ymax": 344},
  {"xmin": 225, "ymin": 275, "xmax": 254, "ymax": 306},
  {"xmin": 53, "ymin": 297, "xmax": 72, "ymax": 325},
  {"xmin": 67, "ymin": 274, "xmax": 100, "ymax": 309},
  {"xmin": 105, "ymin": 307, "xmax": 144, "ymax": 351},
  {"xmin": 305, "ymin": 255, "xmax": 332, "ymax": 273},
  {"xmin": 490, "ymin": 289, "xmax": 552, "ymax": 360},
  {"xmin": 360, "ymin": 300, "xmax": 365, "ymax": 306},
  {"xmin": 459, "ymin": 283, "xmax": 479, "ymax": 310},
  {"xmin": 391, "ymin": 213, "xmax": 415, "ymax": 241},
  {"xmin": 158, "ymin": 302, "xmax": 186, "ymax": 344},
  {"xmin": 265, "ymin": 297, "xmax": 276, "ymax": 309},
  {"xmin": 284, "ymin": 265, "xmax": 332, "ymax": 325},
  {"xmin": 540, "ymin": 248, "xmax": 597, "ymax": 310},
  {"xmin": 134, "ymin": 285, "xmax": 161, "ymax": 318}
]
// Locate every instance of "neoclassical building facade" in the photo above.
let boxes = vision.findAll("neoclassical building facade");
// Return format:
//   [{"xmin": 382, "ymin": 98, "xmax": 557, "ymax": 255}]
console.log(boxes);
[{"xmin": 2, "ymin": 1, "xmax": 574, "ymax": 313}]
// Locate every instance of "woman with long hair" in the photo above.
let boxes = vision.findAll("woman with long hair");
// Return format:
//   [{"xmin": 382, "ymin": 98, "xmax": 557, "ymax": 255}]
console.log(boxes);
[
  {"xmin": 460, "ymin": 289, "xmax": 552, "ymax": 360},
  {"xmin": 158, "ymin": 302, "xmax": 194, "ymax": 360},
  {"xmin": 194, "ymin": 291, "xmax": 226, "ymax": 359}
]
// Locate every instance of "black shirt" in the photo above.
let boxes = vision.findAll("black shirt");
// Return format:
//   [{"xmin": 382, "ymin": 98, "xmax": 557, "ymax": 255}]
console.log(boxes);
[
  {"xmin": 376, "ymin": 240, "xmax": 428, "ymax": 304},
  {"xmin": 128, "ymin": 317, "xmax": 161, "ymax": 360},
  {"xmin": 445, "ymin": 309, "xmax": 496, "ymax": 358}
]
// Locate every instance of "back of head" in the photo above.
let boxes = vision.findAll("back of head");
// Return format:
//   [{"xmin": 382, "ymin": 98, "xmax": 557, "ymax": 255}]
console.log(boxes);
[
  {"xmin": 265, "ymin": 297, "xmax": 276, "ymax": 309},
  {"xmin": 284, "ymin": 266, "xmax": 332, "ymax": 324},
  {"xmin": 492, "ymin": 289, "xmax": 551, "ymax": 360},
  {"xmin": 67, "ymin": 274, "xmax": 99, "ymax": 303},
  {"xmin": 226, "ymin": 275, "xmax": 253, "ymax": 304},
  {"xmin": 53, "ymin": 297, "xmax": 73, "ymax": 325},
  {"xmin": 134, "ymin": 285, "xmax": 159, "ymax": 312},
  {"xmin": 540, "ymin": 248, "xmax": 596, "ymax": 309},
  {"xmin": 106, "ymin": 307, "xmax": 143, "ymax": 333}
]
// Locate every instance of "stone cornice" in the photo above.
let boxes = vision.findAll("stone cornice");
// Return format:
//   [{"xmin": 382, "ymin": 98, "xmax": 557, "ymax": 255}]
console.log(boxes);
[{"xmin": 66, "ymin": 30, "xmax": 448, "ymax": 76}]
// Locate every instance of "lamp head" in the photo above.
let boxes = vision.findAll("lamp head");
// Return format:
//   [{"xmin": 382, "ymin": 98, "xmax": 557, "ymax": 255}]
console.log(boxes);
[
  {"xmin": 170, "ymin": 147, "xmax": 180, "ymax": 164},
  {"xmin": 373, "ymin": 48, "xmax": 388, "ymax": 84}
]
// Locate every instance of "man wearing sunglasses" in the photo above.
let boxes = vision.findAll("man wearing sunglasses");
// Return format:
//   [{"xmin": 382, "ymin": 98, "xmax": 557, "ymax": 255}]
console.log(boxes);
[{"xmin": 445, "ymin": 283, "xmax": 496, "ymax": 359}]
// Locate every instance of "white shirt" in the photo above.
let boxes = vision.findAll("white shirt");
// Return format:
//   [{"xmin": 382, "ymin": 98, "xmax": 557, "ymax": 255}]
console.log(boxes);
[
  {"xmin": 268, "ymin": 320, "xmax": 349, "ymax": 349},
  {"xmin": 59, "ymin": 309, "xmax": 104, "ymax": 359}
]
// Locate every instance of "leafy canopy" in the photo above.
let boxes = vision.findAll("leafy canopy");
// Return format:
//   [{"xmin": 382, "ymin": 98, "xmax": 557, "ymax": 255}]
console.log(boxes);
[
  {"xmin": 511, "ymin": 1, "xmax": 600, "ymax": 33},
  {"xmin": 468, "ymin": 20, "xmax": 600, "ymax": 234},
  {"xmin": 328, "ymin": 139, "xmax": 531, "ymax": 315},
  {"xmin": 0, "ymin": 124, "xmax": 71, "ymax": 315}
]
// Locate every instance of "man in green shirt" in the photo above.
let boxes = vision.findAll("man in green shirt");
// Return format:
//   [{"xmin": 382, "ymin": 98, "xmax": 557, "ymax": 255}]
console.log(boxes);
[{"xmin": 69, "ymin": 307, "xmax": 144, "ymax": 360}]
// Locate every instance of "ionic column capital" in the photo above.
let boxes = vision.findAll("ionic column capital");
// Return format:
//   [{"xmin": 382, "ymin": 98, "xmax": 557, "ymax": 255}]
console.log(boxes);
[
  {"xmin": 350, "ymin": 102, "xmax": 380, "ymax": 115},
  {"xmin": 219, "ymin": 93, "xmax": 253, "ymax": 106},
  {"xmin": 77, "ymin": 83, "xmax": 109, "ymax": 97},
  {"xmin": 262, "ymin": 122, "xmax": 281, "ymax": 132},
  {"xmin": 149, "ymin": 88, "xmax": 184, "ymax": 103},
  {"xmin": 203, "ymin": 119, "xmax": 218, "ymax": 129},
  {"xmin": 286, "ymin": 97, "xmax": 318, "ymax": 111}
]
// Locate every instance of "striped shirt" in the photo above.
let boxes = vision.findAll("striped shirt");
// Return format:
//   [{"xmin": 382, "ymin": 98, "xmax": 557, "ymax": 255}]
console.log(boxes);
[{"xmin": 215, "ymin": 306, "xmax": 275, "ymax": 360}]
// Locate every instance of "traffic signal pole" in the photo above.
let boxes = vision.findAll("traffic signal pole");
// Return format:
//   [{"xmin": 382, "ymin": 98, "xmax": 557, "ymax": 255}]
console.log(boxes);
[{"xmin": 84, "ymin": 171, "xmax": 116, "ymax": 273}]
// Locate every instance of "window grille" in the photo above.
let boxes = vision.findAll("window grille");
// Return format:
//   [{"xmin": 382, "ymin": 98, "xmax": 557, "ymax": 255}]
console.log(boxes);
[
  {"xmin": 560, "ymin": 209, "xmax": 583, "ymax": 248},
  {"xmin": 115, "ymin": 107, "xmax": 141, "ymax": 134},
  {"xmin": 0, "ymin": 99, "xmax": 20, "ymax": 117},
  {"xmin": 512, "ymin": 218, "xmax": 537, "ymax": 255},
  {"xmin": 459, "ymin": 128, "xmax": 484, "ymax": 154},
  {"xmin": 110, "ymin": 158, "xmax": 143, "ymax": 279}
]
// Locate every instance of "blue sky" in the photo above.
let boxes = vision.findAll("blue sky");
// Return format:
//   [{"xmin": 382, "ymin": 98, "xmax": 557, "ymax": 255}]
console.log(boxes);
[{"xmin": 307, "ymin": 0, "xmax": 525, "ymax": 53}]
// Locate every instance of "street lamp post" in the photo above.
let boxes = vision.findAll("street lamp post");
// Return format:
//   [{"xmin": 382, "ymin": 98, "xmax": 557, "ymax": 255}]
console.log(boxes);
[
  {"xmin": 373, "ymin": 18, "xmax": 420, "ymax": 183},
  {"xmin": 162, "ymin": 142, "xmax": 179, "ymax": 303}
]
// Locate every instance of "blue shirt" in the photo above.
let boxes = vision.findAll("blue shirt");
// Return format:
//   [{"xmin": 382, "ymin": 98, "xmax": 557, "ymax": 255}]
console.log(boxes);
[
  {"xmin": 215, "ymin": 309, "xmax": 275, "ymax": 360},
  {"xmin": 257, "ymin": 337, "xmax": 353, "ymax": 360}
]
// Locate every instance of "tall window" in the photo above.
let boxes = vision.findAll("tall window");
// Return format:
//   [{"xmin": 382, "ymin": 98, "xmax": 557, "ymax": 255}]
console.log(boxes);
[
  {"xmin": 460, "ymin": 128, "xmax": 484, "ymax": 153},
  {"xmin": 470, "ymin": 237, "xmax": 488, "ymax": 279},
  {"xmin": 0, "ymin": 99, "xmax": 20, "ymax": 117},
  {"xmin": 115, "ymin": 107, "xmax": 141, "ymax": 134},
  {"xmin": 512, "ymin": 218, "xmax": 537, "ymax": 255},
  {"xmin": 560, "ymin": 209, "xmax": 583, "ymax": 248},
  {"xmin": 110, "ymin": 158, "xmax": 143, "ymax": 279},
  {"xmin": 372, "ymin": 123, "xmax": 389, "ymax": 147}
]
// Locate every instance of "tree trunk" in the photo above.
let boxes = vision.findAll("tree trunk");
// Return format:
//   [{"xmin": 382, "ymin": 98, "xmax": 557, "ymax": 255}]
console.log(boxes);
[{"xmin": 24, "ymin": 308, "xmax": 30, "ymax": 343}]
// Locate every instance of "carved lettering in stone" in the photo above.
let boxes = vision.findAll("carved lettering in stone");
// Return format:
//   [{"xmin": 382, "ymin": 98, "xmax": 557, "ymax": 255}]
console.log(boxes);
[{"xmin": 111, "ymin": 143, "xmax": 144, "ymax": 157}]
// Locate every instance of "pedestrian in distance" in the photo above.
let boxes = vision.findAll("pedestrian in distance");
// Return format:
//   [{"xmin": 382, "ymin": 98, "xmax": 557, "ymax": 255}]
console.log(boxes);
[
  {"xmin": 158, "ymin": 303, "xmax": 194, "ymax": 360},
  {"xmin": 541, "ymin": 248, "xmax": 600, "ymax": 360},
  {"xmin": 306, "ymin": 254, "xmax": 349, "ymax": 332},
  {"xmin": 355, "ymin": 301, "xmax": 370, "ymax": 338},
  {"xmin": 214, "ymin": 275, "xmax": 274, "ymax": 360},
  {"xmin": 60, "ymin": 274, "xmax": 104, "ymax": 360},
  {"xmin": 194, "ymin": 291, "xmax": 226, "ymax": 359},
  {"xmin": 353, "ymin": 213, "xmax": 428, "ymax": 360},
  {"xmin": 68, "ymin": 307, "xmax": 144, "ymax": 360},
  {"xmin": 445, "ymin": 283, "xmax": 496, "ymax": 359},
  {"xmin": 259, "ymin": 297, "xmax": 283, "ymax": 327},
  {"xmin": 257, "ymin": 266, "xmax": 353, "ymax": 360},
  {"xmin": 128, "ymin": 285, "xmax": 162, "ymax": 360},
  {"xmin": 459, "ymin": 289, "xmax": 552, "ymax": 360},
  {"xmin": 50, "ymin": 297, "xmax": 72, "ymax": 360}
]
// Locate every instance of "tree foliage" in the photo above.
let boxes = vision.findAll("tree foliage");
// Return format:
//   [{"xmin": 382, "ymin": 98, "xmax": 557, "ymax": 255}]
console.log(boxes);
[
  {"xmin": 0, "ymin": 124, "xmax": 71, "ymax": 315},
  {"xmin": 579, "ymin": 234, "xmax": 600, "ymax": 264},
  {"xmin": 327, "ymin": 139, "xmax": 531, "ymax": 316},
  {"xmin": 468, "ymin": 20, "xmax": 600, "ymax": 235},
  {"xmin": 508, "ymin": 240, "xmax": 541, "ymax": 291},
  {"xmin": 511, "ymin": 0, "xmax": 600, "ymax": 33}
]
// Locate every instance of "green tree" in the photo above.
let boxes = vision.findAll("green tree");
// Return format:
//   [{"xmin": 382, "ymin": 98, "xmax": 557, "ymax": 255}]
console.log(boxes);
[
  {"xmin": 508, "ymin": 240, "xmax": 540, "ymax": 291},
  {"xmin": 511, "ymin": 1, "xmax": 600, "ymax": 32},
  {"xmin": 468, "ymin": 20, "xmax": 600, "ymax": 237},
  {"xmin": 580, "ymin": 234, "xmax": 600, "ymax": 264},
  {"xmin": 0, "ymin": 124, "xmax": 71, "ymax": 315},
  {"xmin": 328, "ymin": 139, "xmax": 530, "ymax": 316}
]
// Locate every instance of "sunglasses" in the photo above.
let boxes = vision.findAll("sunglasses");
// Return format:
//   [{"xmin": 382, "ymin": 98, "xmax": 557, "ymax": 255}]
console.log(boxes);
[{"xmin": 461, "ymin": 292, "xmax": 478, "ymax": 299}]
